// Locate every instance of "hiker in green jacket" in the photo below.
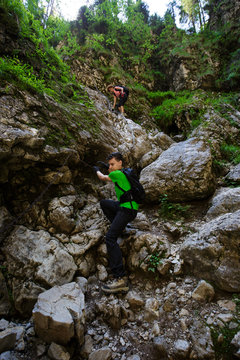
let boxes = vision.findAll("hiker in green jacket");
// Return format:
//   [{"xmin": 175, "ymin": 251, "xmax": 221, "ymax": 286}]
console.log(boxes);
[
  {"xmin": 107, "ymin": 85, "xmax": 129, "ymax": 114},
  {"xmin": 93, "ymin": 152, "xmax": 138, "ymax": 294}
]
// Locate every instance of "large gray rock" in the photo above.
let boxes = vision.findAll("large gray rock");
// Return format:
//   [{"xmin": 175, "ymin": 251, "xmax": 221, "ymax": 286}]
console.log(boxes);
[
  {"xmin": 48, "ymin": 342, "xmax": 71, "ymax": 360},
  {"xmin": 33, "ymin": 282, "xmax": 85, "ymax": 345},
  {"xmin": 190, "ymin": 321, "xmax": 215, "ymax": 359},
  {"xmin": 231, "ymin": 331, "xmax": 240, "ymax": 358},
  {"xmin": 3, "ymin": 226, "xmax": 77, "ymax": 287},
  {"xmin": 0, "ymin": 326, "xmax": 24, "ymax": 354},
  {"xmin": 191, "ymin": 111, "xmax": 239, "ymax": 150},
  {"xmin": 173, "ymin": 339, "xmax": 190, "ymax": 358},
  {"xmin": 125, "ymin": 232, "xmax": 170, "ymax": 274},
  {"xmin": 89, "ymin": 347, "xmax": 112, "ymax": 360},
  {"xmin": 225, "ymin": 163, "xmax": 240, "ymax": 185},
  {"xmin": 48, "ymin": 196, "xmax": 77, "ymax": 234},
  {"xmin": 206, "ymin": 187, "xmax": 240, "ymax": 219},
  {"xmin": 11, "ymin": 279, "xmax": 46, "ymax": 317},
  {"xmin": 180, "ymin": 210, "xmax": 240, "ymax": 292},
  {"xmin": 140, "ymin": 137, "xmax": 215, "ymax": 202},
  {"xmin": 191, "ymin": 280, "xmax": 215, "ymax": 302},
  {"xmin": 0, "ymin": 329, "xmax": 17, "ymax": 354}
]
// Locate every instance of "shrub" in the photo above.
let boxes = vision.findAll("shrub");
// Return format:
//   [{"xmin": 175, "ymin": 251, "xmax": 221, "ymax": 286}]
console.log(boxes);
[{"xmin": 220, "ymin": 143, "xmax": 240, "ymax": 165}]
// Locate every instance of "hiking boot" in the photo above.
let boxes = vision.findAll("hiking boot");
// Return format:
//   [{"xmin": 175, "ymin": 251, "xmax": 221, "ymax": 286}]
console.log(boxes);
[{"xmin": 102, "ymin": 277, "xmax": 129, "ymax": 294}]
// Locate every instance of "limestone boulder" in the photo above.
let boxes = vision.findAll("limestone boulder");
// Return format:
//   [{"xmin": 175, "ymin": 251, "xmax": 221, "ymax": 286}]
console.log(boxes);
[
  {"xmin": 118, "ymin": 118, "xmax": 152, "ymax": 161},
  {"xmin": 39, "ymin": 166, "xmax": 72, "ymax": 185},
  {"xmin": 138, "ymin": 131, "xmax": 174, "ymax": 168},
  {"xmin": 11, "ymin": 279, "xmax": 46, "ymax": 317},
  {"xmin": 191, "ymin": 111, "xmax": 239, "ymax": 157},
  {"xmin": 190, "ymin": 320, "xmax": 215, "ymax": 359},
  {"xmin": 140, "ymin": 137, "xmax": 215, "ymax": 202},
  {"xmin": 2, "ymin": 226, "xmax": 77, "ymax": 287},
  {"xmin": 206, "ymin": 187, "xmax": 240, "ymax": 220},
  {"xmin": 231, "ymin": 331, "xmax": 240, "ymax": 358},
  {"xmin": 191, "ymin": 280, "xmax": 215, "ymax": 302},
  {"xmin": 180, "ymin": 210, "xmax": 240, "ymax": 292},
  {"xmin": 48, "ymin": 343, "xmax": 71, "ymax": 360},
  {"xmin": 33, "ymin": 282, "xmax": 85, "ymax": 345},
  {"xmin": 73, "ymin": 201, "xmax": 104, "ymax": 234},
  {"xmin": 125, "ymin": 232, "xmax": 170, "ymax": 274},
  {"xmin": 0, "ymin": 326, "xmax": 25, "ymax": 354},
  {"xmin": 95, "ymin": 298, "xmax": 122, "ymax": 329},
  {"xmin": 48, "ymin": 196, "xmax": 77, "ymax": 234},
  {"xmin": 66, "ymin": 230, "xmax": 103, "ymax": 257},
  {"xmin": 85, "ymin": 88, "xmax": 173, "ymax": 167},
  {"xmin": 89, "ymin": 348, "xmax": 112, "ymax": 360},
  {"xmin": 225, "ymin": 163, "xmax": 240, "ymax": 185}
]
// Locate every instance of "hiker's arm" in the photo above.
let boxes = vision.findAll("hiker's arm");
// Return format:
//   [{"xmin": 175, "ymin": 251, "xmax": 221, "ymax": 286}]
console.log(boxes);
[
  {"xmin": 96, "ymin": 170, "xmax": 112, "ymax": 182},
  {"xmin": 115, "ymin": 86, "xmax": 124, "ymax": 94},
  {"xmin": 113, "ymin": 96, "xmax": 116, "ymax": 108}
]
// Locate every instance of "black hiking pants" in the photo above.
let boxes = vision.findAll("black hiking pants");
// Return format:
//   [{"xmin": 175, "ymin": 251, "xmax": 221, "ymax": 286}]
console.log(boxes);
[
  {"xmin": 116, "ymin": 93, "xmax": 128, "ymax": 109},
  {"xmin": 100, "ymin": 199, "xmax": 137, "ymax": 278}
]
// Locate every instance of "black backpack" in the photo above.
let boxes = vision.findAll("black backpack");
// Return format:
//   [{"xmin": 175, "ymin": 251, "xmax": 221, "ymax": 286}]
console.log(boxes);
[
  {"xmin": 116, "ymin": 168, "xmax": 145, "ymax": 205},
  {"xmin": 116, "ymin": 85, "xmax": 129, "ymax": 96}
]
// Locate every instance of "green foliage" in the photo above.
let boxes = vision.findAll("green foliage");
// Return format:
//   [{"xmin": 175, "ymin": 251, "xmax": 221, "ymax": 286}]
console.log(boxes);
[
  {"xmin": 150, "ymin": 90, "xmax": 202, "ymax": 132},
  {"xmin": 144, "ymin": 250, "xmax": 166, "ymax": 273},
  {"xmin": 159, "ymin": 194, "xmax": 190, "ymax": 220},
  {"xmin": 132, "ymin": 83, "xmax": 148, "ymax": 96},
  {"xmin": 0, "ymin": 57, "xmax": 55, "ymax": 96},
  {"xmin": 0, "ymin": 0, "xmax": 95, "ymax": 109},
  {"xmin": 1, "ymin": 0, "xmax": 239, "ymax": 132},
  {"xmin": 44, "ymin": 16, "xmax": 70, "ymax": 47},
  {"xmin": 149, "ymin": 89, "xmax": 240, "ymax": 134},
  {"xmin": 58, "ymin": 31, "xmax": 81, "ymax": 57},
  {"xmin": 220, "ymin": 143, "xmax": 240, "ymax": 165},
  {"xmin": 224, "ymin": 49, "xmax": 240, "ymax": 89},
  {"xmin": 204, "ymin": 92, "xmax": 240, "ymax": 111},
  {"xmin": 148, "ymin": 90, "xmax": 175, "ymax": 105},
  {"xmin": 181, "ymin": 0, "xmax": 207, "ymax": 31},
  {"xmin": 209, "ymin": 294, "xmax": 240, "ymax": 360}
]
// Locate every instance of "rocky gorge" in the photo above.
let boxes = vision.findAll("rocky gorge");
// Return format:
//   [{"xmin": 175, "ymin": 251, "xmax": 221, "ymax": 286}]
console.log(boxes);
[
  {"xmin": 0, "ymin": 79, "xmax": 240, "ymax": 359},
  {"xmin": 1, "ymin": 0, "xmax": 240, "ymax": 359}
]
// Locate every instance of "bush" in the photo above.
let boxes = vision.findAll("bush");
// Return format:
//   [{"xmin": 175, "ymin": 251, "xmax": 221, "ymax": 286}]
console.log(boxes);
[
  {"xmin": 0, "ymin": 57, "xmax": 55, "ymax": 96},
  {"xmin": 220, "ymin": 143, "xmax": 240, "ymax": 165}
]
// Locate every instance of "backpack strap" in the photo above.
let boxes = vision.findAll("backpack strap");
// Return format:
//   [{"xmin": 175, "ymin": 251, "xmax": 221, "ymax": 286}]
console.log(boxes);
[{"xmin": 115, "ymin": 182, "xmax": 134, "ymax": 210}]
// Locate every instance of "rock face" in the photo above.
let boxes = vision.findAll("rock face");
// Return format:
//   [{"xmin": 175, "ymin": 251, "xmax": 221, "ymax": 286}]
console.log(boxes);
[
  {"xmin": 180, "ymin": 210, "xmax": 240, "ymax": 292},
  {"xmin": 2, "ymin": 226, "xmax": 77, "ymax": 315},
  {"xmin": 140, "ymin": 137, "xmax": 215, "ymax": 202},
  {"xmin": 0, "ymin": 9, "xmax": 240, "ymax": 358},
  {"xmin": 3, "ymin": 226, "xmax": 77, "ymax": 287},
  {"xmin": 32, "ymin": 282, "xmax": 85, "ymax": 345},
  {"xmin": 225, "ymin": 163, "xmax": 240, "ymax": 185},
  {"xmin": 0, "ymin": 80, "xmax": 239, "ymax": 359},
  {"xmin": 206, "ymin": 187, "xmax": 240, "ymax": 220},
  {"xmin": 208, "ymin": 0, "xmax": 240, "ymax": 31}
]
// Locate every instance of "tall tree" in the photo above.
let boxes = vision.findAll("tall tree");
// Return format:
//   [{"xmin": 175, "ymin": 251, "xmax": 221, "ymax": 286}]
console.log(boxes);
[
  {"xmin": 181, "ymin": 0, "xmax": 208, "ymax": 31},
  {"xmin": 135, "ymin": 0, "xmax": 150, "ymax": 24},
  {"xmin": 24, "ymin": 0, "xmax": 60, "ymax": 28}
]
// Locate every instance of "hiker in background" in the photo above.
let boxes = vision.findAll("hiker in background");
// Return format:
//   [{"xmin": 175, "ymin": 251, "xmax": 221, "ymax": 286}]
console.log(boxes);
[
  {"xmin": 107, "ymin": 85, "xmax": 129, "ymax": 114},
  {"xmin": 93, "ymin": 152, "xmax": 138, "ymax": 294}
]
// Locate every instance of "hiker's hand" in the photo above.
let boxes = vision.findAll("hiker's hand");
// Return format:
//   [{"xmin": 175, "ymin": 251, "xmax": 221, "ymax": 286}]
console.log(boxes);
[
  {"xmin": 93, "ymin": 166, "xmax": 100, "ymax": 173},
  {"xmin": 97, "ymin": 161, "xmax": 109, "ymax": 170}
]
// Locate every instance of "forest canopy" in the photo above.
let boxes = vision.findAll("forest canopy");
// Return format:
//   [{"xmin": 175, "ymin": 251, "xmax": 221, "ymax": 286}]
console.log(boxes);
[{"xmin": 0, "ymin": 0, "xmax": 239, "ymax": 103}]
